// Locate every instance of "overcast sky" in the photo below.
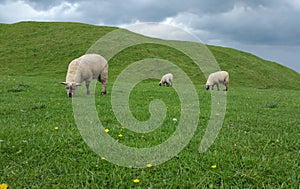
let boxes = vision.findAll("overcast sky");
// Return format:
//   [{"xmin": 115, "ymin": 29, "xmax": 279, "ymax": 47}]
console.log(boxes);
[{"xmin": 1, "ymin": 0, "xmax": 299, "ymax": 72}]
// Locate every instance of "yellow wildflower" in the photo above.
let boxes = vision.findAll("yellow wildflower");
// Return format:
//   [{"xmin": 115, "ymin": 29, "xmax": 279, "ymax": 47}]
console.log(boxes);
[
  {"xmin": 133, "ymin": 179, "xmax": 140, "ymax": 183},
  {"xmin": 54, "ymin": 126, "xmax": 59, "ymax": 130},
  {"xmin": 118, "ymin": 134, "xmax": 123, "ymax": 137},
  {"xmin": 211, "ymin": 165, "xmax": 217, "ymax": 169},
  {"xmin": 101, "ymin": 157, "xmax": 106, "ymax": 160},
  {"xmin": 0, "ymin": 183, "xmax": 8, "ymax": 189},
  {"xmin": 104, "ymin": 128, "xmax": 110, "ymax": 133},
  {"xmin": 146, "ymin": 163, "xmax": 152, "ymax": 168}
]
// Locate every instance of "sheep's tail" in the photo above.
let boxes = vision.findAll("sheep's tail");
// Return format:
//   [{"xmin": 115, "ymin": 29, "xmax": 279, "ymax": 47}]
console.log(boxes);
[
  {"xmin": 224, "ymin": 72, "xmax": 229, "ymax": 84},
  {"xmin": 66, "ymin": 59, "xmax": 80, "ymax": 82}
]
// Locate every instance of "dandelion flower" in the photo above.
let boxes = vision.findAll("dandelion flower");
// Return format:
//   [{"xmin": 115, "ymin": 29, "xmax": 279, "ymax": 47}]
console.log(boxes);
[
  {"xmin": 101, "ymin": 157, "xmax": 106, "ymax": 160},
  {"xmin": 133, "ymin": 178, "xmax": 140, "ymax": 183},
  {"xmin": 118, "ymin": 134, "xmax": 123, "ymax": 138},
  {"xmin": 0, "ymin": 183, "xmax": 8, "ymax": 189},
  {"xmin": 211, "ymin": 165, "xmax": 217, "ymax": 169},
  {"xmin": 146, "ymin": 163, "xmax": 152, "ymax": 168},
  {"xmin": 104, "ymin": 128, "xmax": 110, "ymax": 133},
  {"xmin": 54, "ymin": 126, "xmax": 59, "ymax": 130}
]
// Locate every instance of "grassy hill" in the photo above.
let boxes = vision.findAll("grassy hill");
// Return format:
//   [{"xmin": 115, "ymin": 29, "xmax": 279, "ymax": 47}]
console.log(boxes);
[
  {"xmin": 207, "ymin": 45, "xmax": 300, "ymax": 89},
  {"xmin": 0, "ymin": 21, "xmax": 299, "ymax": 88},
  {"xmin": 0, "ymin": 22, "xmax": 299, "ymax": 188}
]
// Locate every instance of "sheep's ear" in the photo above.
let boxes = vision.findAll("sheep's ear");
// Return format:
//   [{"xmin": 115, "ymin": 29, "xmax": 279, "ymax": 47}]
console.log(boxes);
[
  {"xmin": 60, "ymin": 82, "xmax": 67, "ymax": 85},
  {"xmin": 75, "ymin": 83, "xmax": 81, "ymax": 86}
]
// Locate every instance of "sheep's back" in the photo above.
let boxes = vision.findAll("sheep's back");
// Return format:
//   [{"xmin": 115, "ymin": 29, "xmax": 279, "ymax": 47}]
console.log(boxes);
[
  {"xmin": 78, "ymin": 54, "xmax": 108, "ymax": 80},
  {"xmin": 163, "ymin": 73, "xmax": 173, "ymax": 80},
  {"xmin": 207, "ymin": 71, "xmax": 229, "ymax": 84}
]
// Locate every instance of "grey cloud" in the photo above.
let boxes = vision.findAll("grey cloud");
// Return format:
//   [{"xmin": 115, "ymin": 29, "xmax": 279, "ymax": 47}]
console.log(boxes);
[
  {"xmin": 22, "ymin": 0, "xmax": 78, "ymax": 10},
  {"xmin": 65, "ymin": 1, "xmax": 300, "ymax": 45},
  {"xmin": 9, "ymin": 0, "xmax": 239, "ymax": 24},
  {"xmin": 1, "ymin": 0, "xmax": 300, "ymax": 46},
  {"xmin": 80, "ymin": 0, "xmax": 240, "ymax": 24},
  {"xmin": 77, "ymin": 0, "xmax": 189, "ymax": 24},
  {"xmin": 167, "ymin": 1, "xmax": 300, "ymax": 46}
]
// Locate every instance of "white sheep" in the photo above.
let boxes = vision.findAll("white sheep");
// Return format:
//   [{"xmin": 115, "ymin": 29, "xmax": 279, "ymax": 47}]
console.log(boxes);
[
  {"xmin": 159, "ymin": 73, "xmax": 173, "ymax": 87},
  {"xmin": 60, "ymin": 54, "xmax": 108, "ymax": 97},
  {"xmin": 205, "ymin": 71, "xmax": 229, "ymax": 91}
]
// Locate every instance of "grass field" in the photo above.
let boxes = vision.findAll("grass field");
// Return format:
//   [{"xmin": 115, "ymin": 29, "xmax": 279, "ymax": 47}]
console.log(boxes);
[{"xmin": 0, "ymin": 22, "xmax": 299, "ymax": 188}]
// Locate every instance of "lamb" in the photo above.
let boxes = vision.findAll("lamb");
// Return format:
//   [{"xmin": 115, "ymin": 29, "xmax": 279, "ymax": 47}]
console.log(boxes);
[
  {"xmin": 159, "ymin": 73, "xmax": 173, "ymax": 87},
  {"xmin": 205, "ymin": 71, "xmax": 229, "ymax": 91},
  {"xmin": 60, "ymin": 54, "xmax": 108, "ymax": 97}
]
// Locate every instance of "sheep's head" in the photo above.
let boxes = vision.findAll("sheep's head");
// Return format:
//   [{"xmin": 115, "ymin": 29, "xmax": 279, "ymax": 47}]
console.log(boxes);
[
  {"xmin": 159, "ymin": 82, "xmax": 162, "ymax": 86},
  {"xmin": 60, "ymin": 82, "xmax": 81, "ymax": 97},
  {"xmin": 205, "ymin": 84, "xmax": 210, "ymax": 90}
]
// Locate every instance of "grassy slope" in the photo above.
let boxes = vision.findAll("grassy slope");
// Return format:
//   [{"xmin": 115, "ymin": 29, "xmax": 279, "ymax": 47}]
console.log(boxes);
[
  {"xmin": 207, "ymin": 45, "xmax": 300, "ymax": 89},
  {"xmin": 0, "ymin": 22, "xmax": 299, "ymax": 87},
  {"xmin": 0, "ymin": 22, "xmax": 299, "ymax": 188},
  {"xmin": 0, "ymin": 22, "xmax": 116, "ymax": 77}
]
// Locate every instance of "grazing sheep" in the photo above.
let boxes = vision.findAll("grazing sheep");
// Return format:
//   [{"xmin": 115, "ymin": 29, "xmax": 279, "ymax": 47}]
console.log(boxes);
[
  {"xmin": 205, "ymin": 71, "xmax": 229, "ymax": 91},
  {"xmin": 159, "ymin": 73, "xmax": 173, "ymax": 87},
  {"xmin": 60, "ymin": 54, "xmax": 108, "ymax": 97}
]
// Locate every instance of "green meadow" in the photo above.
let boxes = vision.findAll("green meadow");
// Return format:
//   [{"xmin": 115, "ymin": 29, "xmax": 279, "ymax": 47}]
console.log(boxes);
[{"xmin": 0, "ymin": 22, "xmax": 299, "ymax": 188}]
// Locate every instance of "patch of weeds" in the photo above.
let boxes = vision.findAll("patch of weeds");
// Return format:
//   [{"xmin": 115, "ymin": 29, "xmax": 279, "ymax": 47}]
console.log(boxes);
[
  {"xmin": 7, "ymin": 88, "xmax": 23, "ymax": 93},
  {"xmin": 265, "ymin": 103, "xmax": 278, "ymax": 109},
  {"xmin": 7, "ymin": 83, "xmax": 30, "ymax": 93},
  {"xmin": 258, "ymin": 85, "xmax": 272, "ymax": 89},
  {"xmin": 30, "ymin": 102, "xmax": 47, "ymax": 110},
  {"xmin": 19, "ymin": 83, "xmax": 30, "ymax": 88}
]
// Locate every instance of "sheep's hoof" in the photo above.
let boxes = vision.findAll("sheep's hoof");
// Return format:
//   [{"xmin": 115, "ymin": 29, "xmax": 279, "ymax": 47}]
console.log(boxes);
[{"xmin": 101, "ymin": 91, "xmax": 106, "ymax": 95}]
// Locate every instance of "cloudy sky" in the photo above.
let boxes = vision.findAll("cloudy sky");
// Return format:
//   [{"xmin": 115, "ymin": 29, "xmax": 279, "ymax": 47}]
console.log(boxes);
[{"xmin": 1, "ymin": 0, "xmax": 299, "ymax": 72}]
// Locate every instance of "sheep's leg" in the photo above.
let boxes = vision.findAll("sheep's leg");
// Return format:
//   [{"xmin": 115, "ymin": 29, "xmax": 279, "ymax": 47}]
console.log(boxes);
[
  {"xmin": 168, "ymin": 79, "xmax": 172, "ymax": 87},
  {"xmin": 216, "ymin": 83, "xmax": 220, "ymax": 91},
  {"xmin": 86, "ymin": 81, "xmax": 90, "ymax": 95},
  {"xmin": 101, "ymin": 80, "xmax": 107, "ymax": 95},
  {"xmin": 98, "ymin": 72, "xmax": 108, "ymax": 95},
  {"xmin": 224, "ymin": 82, "xmax": 228, "ymax": 91},
  {"xmin": 98, "ymin": 74, "xmax": 107, "ymax": 95}
]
